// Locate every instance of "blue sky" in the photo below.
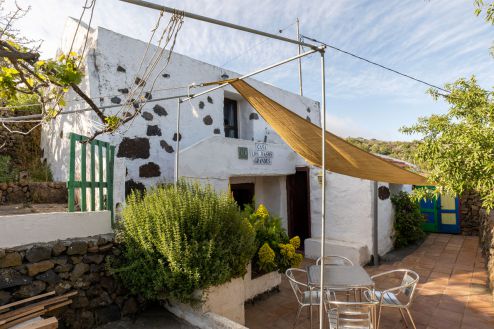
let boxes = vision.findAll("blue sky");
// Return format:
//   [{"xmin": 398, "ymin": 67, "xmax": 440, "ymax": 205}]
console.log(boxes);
[{"xmin": 5, "ymin": 0, "xmax": 494, "ymax": 140}]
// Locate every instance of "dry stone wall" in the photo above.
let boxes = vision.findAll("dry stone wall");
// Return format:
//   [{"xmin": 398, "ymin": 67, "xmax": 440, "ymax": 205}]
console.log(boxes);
[
  {"xmin": 460, "ymin": 191, "xmax": 482, "ymax": 236},
  {"xmin": 479, "ymin": 209, "xmax": 494, "ymax": 300},
  {"xmin": 0, "ymin": 182, "xmax": 67, "ymax": 205},
  {"xmin": 0, "ymin": 234, "xmax": 141, "ymax": 328}
]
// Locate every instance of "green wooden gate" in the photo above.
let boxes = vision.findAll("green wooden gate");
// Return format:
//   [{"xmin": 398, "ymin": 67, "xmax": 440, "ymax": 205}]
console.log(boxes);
[{"xmin": 67, "ymin": 133, "xmax": 115, "ymax": 226}]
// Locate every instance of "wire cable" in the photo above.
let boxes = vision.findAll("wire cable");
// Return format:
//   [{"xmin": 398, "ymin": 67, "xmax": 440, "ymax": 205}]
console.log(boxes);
[
  {"xmin": 301, "ymin": 34, "xmax": 450, "ymax": 94},
  {"xmin": 220, "ymin": 21, "xmax": 297, "ymax": 68}
]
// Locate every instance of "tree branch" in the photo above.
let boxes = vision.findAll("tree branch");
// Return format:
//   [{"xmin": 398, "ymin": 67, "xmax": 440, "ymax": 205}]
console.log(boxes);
[
  {"xmin": 70, "ymin": 83, "xmax": 107, "ymax": 122},
  {"xmin": 0, "ymin": 40, "xmax": 38, "ymax": 62}
]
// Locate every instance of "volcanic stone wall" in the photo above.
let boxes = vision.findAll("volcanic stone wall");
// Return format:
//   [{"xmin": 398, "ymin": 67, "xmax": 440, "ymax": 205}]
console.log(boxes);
[
  {"xmin": 479, "ymin": 209, "xmax": 494, "ymax": 300},
  {"xmin": 0, "ymin": 182, "xmax": 67, "ymax": 205},
  {"xmin": 0, "ymin": 234, "xmax": 141, "ymax": 328},
  {"xmin": 460, "ymin": 191, "xmax": 482, "ymax": 236}
]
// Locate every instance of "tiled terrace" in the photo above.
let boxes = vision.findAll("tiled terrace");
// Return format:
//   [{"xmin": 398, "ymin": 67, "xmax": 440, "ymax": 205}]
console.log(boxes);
[{"xmin": 245, "ymin": 234, "xmax": 494, "ymax": 329}]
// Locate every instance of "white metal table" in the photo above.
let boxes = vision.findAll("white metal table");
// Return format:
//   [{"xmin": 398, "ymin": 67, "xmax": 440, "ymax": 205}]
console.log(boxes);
[{"xmin": 306, "ymin": 265, "xmax": 375, "ymax": 328}]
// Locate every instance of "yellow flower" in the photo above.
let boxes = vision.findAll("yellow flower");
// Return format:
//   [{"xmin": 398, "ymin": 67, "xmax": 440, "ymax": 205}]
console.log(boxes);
[
  {"xmin": 290, "ymin": 236, "xmax": 301, "ymax": 250},
  {"xmin": 258, "ymin": 242, "xmax": 275, "ymax": 265},
  {"xmin": 255, "ymin": 204, "xmax": 270, "ymax": 218}
]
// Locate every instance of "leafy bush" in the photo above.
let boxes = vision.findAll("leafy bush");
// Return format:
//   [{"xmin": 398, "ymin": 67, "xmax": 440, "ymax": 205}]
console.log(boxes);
[
  {"xmin": 0, "ymin": 156, "xmax": 18, "ymax": 183},
  {"xmin": 113, "ymin": 180, "xmax": 256, "ymax": 304},
  {"xmin": 244, "ymin": 204, "xmax": 303, "ymax": 275},
  {"xmin": 391, "ymin": 191, "xmax": 426, "ymax": 248}
]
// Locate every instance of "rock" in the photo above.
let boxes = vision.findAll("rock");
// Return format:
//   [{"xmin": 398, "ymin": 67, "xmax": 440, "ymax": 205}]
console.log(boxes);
[
  {"xmin": 97, "ymin": 237, "xmax": 109, "ymax": 246},
  {"xmin": 135, "ymin": 77, "xmax": 146, "ymax": 86},
  {"xmin": 203, "ymin": 115, "xmax": 213, "ymax": 125},
  {"xmin": 159, "ymin": 140, "xmax": 174, "ymax": 154},
  {"xmin": 67, "ymin": 241, "xmax": 88, "ymax": 255},
  {"xmin": 26, "ymin": 260, "xmax": 54, "ymax": 276},
  {"xmin": 110, "ymin": 96, "xmax": 122, "ymax": 104},
  {"xmin": 26, "ymin": 245, "xmax": 52, "ymax": 263},
  {"xmin": 0, "ymin": 290, "xmax": 11, "ymax": 306},
  {"xmin": 98, "ymin": 244, "xmax": 113, "ymax": 253},
  {"xmin": 117, "ymin": 137, "xmax": 150, "ymax": 159},
  {"xmin": 52, "ymin": 257, "xmax": 68, "ymax": 266},
  {"xmin": 125, "ymin": 180, "xmax": 145, "ymax": 197},
  {"xmin": 146, "ymin": 125, "xmax": 162, "ymax": 136},
  {"xmin": 153, "ymin": 104, "xmax": 167, "ymax": 116},
  {"xmin": 141, "ymin": 111, "xmax": 153, "ymax": 121},
  {"xmin": 116, "ymin": 65, "xmax": 126, "ymax": 72},
  {"xmin": 0, "ymin": 252, "xmax": 22, "ymax": 268},
  {"xmin": 118, "ymin": 88, "xmax": 129, "ymax": 94},
  {"xmin": 90, "ymin": 264, "xmax": 105, "ymax": 273},
  {"xmin": 144, "ymin": 92, "xmax": 152, "ymax": 100},
  {"xmin": 87, "ymin": 245, "xmax": 99, "ymax": 253},
  {"xmin": 121, "ymin": 297, "xmax": 138, "ymax": 316},
  {"xmin": 71, "ymin": 256, "xmax": 83, "ymax": 264},
  {"xmin": 83, "ymin": 254, "xmax": 105, "ymax": 265},
  {"xmin": 162, "ymin": 73, "xmax": 170, "ymax": 78},
  {"xmin": 100, "ymin": 277, "xmax": 115, "ymax": 292},
  {"xmin": 55, "ymin": 264, "xmax": 73, "ymax": 273},
  {"xmin": 52, "ymin": 241, "xmax": 67, "ymax": 256},
  {"xmin": 72, "ymin": 296, "xmax": 90, "ymax": 308},
  {"xmin": 249, "ymin": 113, "xmax": 259, "ymax": 120},
  {"xmin": 14, "ymin": 280, "xmax": 46, "ymax": 298},
  {"xmin": 71, "ymin": 263, "xmax": 90, "ymax": 280},
  {"xmin": 79, "ymin": 310, "xmax": 95, "ymax": 328},
  {"xmin": 207, "ymin": 96, "xmax": 213, "ymax": 104},
  {"xmin": 199, "ymin": 101, "xmax": 205, "ymax": 109},
  {"xmin": 95, "ymin": 304, "xmax": 121, "ymax": 324},
  {"xmin": 54, "ymin": 281, "xmax": 72, "ymax": 295},
  {"xmin": 139, "ymin": 162, "xmax": 161, "ymax": 178},
  {"xmin": 0, "ymin": 269, "xmax": 32, "ymax": 289},
  {"xmin": 213, "ymin": 128, "xmax": 221, "ymax": 134},
  {"xmin": 36, "ymin": 270, "xmax": 61, "ymax": 284},
  {"xmin": 306, "ymin": 116, "xmax": 311, "ymax": 122},
  {"xmin": 172, "ymin": 133, "xmax": 182, "ymax": 142},
  {"xmin": 90, "ymin": 291, "xmax": 112, "ymax": 307}
]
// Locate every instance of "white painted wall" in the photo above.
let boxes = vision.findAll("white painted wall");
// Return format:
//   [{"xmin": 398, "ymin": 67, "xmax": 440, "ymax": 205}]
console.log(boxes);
[
  {"xmin": 41, "ymin": 19, "xmax": 413, "ymax": 265},
  {"xmin": 0, "ymin": 211, "xmax": 112, "ymax": 248}
]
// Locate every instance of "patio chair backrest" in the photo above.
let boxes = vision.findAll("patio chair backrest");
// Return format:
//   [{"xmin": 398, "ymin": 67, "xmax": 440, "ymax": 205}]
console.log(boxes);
[
  {"xmin": 400, "ymin": 270, "xmax": 419, "ymax": 302},
  {"xmin": 316, "ymin": 255, "xmax": 353, "ymax": 266},
  {"xmin": 285, "ymin": 268, "xmax": 308, "ymax": 306},
  {"xmin": 326, "ymin": 288, "xmax": 378, "ymax": 329}
]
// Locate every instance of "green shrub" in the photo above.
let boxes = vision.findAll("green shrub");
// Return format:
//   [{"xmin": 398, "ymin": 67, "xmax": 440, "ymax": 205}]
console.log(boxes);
[
  {"xmin": 391, "ymin": 191, "xmax": 426, "ymax": 248},
  {"xmin": 0, "ymin": 155, "xmax": 17, "ymax": 183},
  {"xmin": 113, "ymin": 180, "xmax": 256, "ymax": 304},
  {"xmin": 243, "ymin": 204, "xmax": 303, "ymax": 275}
]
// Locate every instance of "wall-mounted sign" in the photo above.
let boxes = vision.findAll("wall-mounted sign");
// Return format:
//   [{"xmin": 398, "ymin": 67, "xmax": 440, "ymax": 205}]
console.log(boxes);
[
  {"xmin": 252, "ymin": 143, "xmax": 273, "ymax": 165},
  {"xmin": 238, "ymin": 147, "xmax": 248, "ymax": 160}
]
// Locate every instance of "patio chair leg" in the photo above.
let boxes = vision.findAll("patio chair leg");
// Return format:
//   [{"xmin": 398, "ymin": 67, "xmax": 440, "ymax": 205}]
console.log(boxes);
[
  {"xmin": 376, "ymin": 305, "xmax": 382, "ymax": 329},
  {"xmin": 293, "ymin": 306, "xmax": 303, "ymax": 329},
  {"xmin": 399, "ymin": 308, "xmax": 409, "ymax": 328},
  {"xmin": 405, "ymin": 308, "xmax": 417, "ymax": 329}
]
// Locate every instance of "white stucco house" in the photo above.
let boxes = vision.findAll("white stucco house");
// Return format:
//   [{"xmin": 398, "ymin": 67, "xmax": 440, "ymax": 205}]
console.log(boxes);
[{"xmin": 41, "ymin": 18, "xmax": 411, "ymax": 265}]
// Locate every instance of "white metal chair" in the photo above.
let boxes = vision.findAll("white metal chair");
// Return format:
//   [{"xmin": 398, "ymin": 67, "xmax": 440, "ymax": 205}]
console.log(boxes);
[
  {"xmin": 364, "ymin": 269, "xmax": 419, "ymax": 329},
  {"xmin": 316, "ymin": 255, "xmax": 356, "ymax": 301},
  {"xmin": 285, "ymin": 268, "xmax": 322, "ymax": 329},
  {"xmin": 316, "ymin": 255, "xmax": 353, "ymax": 266},
  {"xmin": 325, "ymin": 287, "xmax": 378, "ymax": 329}
]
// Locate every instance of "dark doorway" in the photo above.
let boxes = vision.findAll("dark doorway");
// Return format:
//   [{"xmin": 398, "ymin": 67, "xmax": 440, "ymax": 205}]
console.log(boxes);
[
  {"xmin": 231, "ymin": 183, "xmax": 254, "ymax": 210},
  {"xmin": 224, "ymin": 98, "xmax": 238, "ymax": 138},
  {"xmin": 286, "ymin": 168, "xmax": 311, "ymax": 248}
]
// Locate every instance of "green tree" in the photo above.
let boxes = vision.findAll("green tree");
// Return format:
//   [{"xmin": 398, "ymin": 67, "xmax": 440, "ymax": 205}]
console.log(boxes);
[{"xmin": 401, "ymin": 77, "xmax": 494, "ymax": 209}]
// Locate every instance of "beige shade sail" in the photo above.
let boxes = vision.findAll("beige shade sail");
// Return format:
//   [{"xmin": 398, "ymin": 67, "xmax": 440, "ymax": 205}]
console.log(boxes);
[{"xmin": 229, "ymin": 79, "xmax": 430, "ymax": 185}]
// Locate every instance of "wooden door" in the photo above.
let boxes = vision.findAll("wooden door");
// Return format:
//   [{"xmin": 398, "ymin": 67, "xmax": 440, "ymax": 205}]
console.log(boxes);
[{"xmin": 286, "ymin": 168, "xmax": 311, "ymax": 248}]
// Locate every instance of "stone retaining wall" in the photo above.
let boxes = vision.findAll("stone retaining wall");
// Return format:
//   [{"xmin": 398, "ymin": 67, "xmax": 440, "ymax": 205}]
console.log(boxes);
[
  {"xmin": 479, "ymin": 209, "xmax": 494, "ymax": 299},
  {"xmin": 460, "ymin": 191, "xmax": 482, "ymax": 236},
  {"xmin": 0, "ymin": 234, "xmax": 140, "ymax": 328},
  {"xmin": 0, "ymin": 182, "xmax": 67, "ymax": 205}
]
